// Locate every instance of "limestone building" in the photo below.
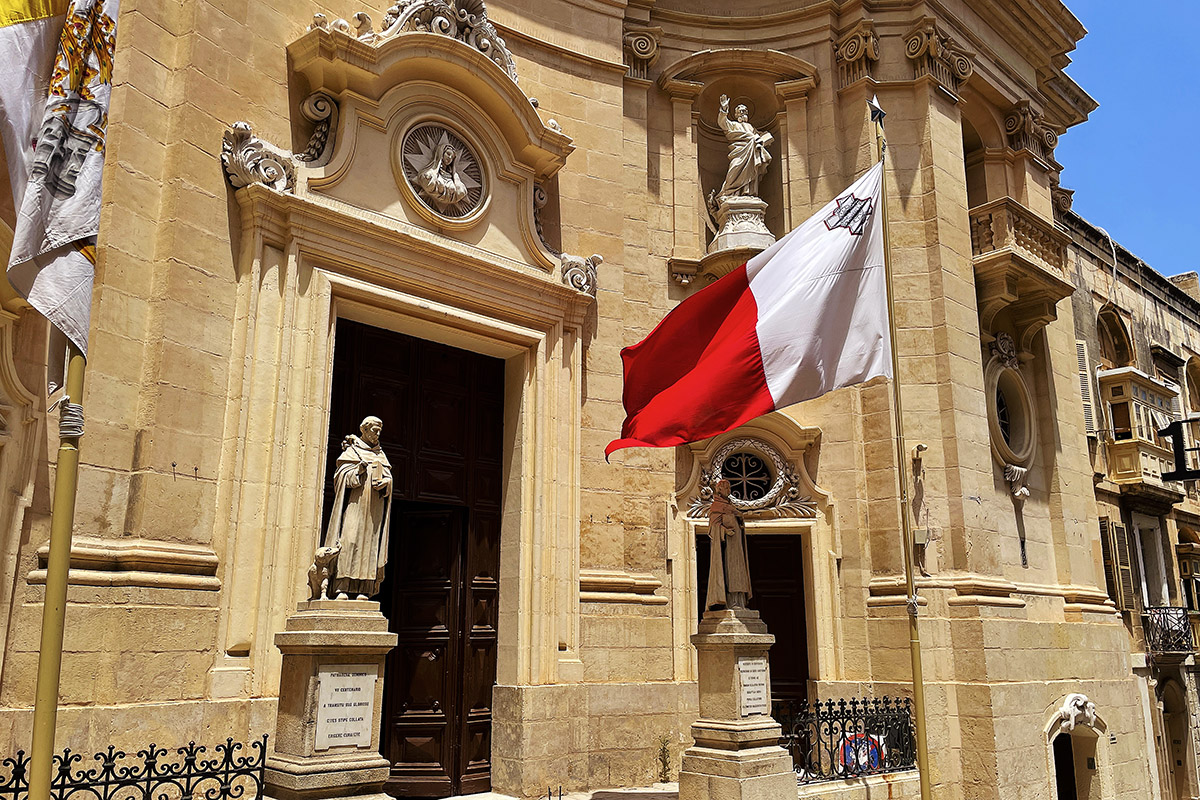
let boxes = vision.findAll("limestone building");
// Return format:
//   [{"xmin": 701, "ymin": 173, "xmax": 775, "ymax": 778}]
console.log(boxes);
[{"xmin": 0, "ymin": 0, "xmax": 1189, "ymax": 799}]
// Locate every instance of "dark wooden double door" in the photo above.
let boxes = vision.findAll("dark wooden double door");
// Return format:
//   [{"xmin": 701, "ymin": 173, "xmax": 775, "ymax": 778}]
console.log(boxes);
[{"xmin": 327, "ymin": 320, "xmax": 503, "ymax": 797}]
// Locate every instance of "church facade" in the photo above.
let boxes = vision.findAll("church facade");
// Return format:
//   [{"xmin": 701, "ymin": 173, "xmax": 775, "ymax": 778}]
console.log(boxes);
[{"xmin": 0, "ymin": 1, "xmax": 1191, "ymax": 799}]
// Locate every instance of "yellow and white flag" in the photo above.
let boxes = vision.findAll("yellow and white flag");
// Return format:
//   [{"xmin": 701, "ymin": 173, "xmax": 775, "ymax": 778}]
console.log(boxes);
[{"xmin": 0, "ymin": 0, "xmax": 118, "ymax": 354}]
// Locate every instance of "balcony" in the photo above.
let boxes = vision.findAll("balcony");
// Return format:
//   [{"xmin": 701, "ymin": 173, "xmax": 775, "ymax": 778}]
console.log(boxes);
[
  {"xmin": 970, "ymin": 197, "xmax": 1073, "ymax": 352},
  {"xmin": 1143, "ymin": 606, "xmax": 1194, "ymax": 661},
  {"xmin": 1098, "ymin": 367, "xmax": 1184, "ymax": 511}
]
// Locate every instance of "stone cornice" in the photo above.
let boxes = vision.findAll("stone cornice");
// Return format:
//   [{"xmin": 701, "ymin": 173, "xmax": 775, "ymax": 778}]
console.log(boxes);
[{"xmin": 234, "ymin": 184, "xmax": 592, "ymax": 326}]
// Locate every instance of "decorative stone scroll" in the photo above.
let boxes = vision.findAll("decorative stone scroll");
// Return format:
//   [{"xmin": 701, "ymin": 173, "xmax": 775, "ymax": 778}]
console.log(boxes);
[
  {"xmin": 378, "ymin": 0, "xmax": 518, "ymax": 82},
  {"xmin": 400, "ymin": 123, "xmax": 485, "ymax": 218},
  {"xmin": 622, "ymin": 25, "xmax": 661, "ymax": 81},
  {"xmin": 688, "ymin": 437, "xmax": 816, "ymax": 520},
  {"xmin": 221, "ymin": 92, "xmax": 340, "ymax": 192},
  {"xmin": 1005, "ymin": 100, "xmax": 1060, "ymax": 165},
  {"xmin": 560, "ymin": 252, "xmax": 602, "ymax": 296},
  {"xmin": 221, "ymin": 123, "xmax": 295, "ymax": 191},
  {"xmin": 834, "ymin": 20, "xmax": 878, "ymax": 89},
  {"xmin": 989, "ymin": 331, "xmax": 1020, "ymax": 370},
  {"xmin": 1050, "ymin": 174, "xmax": 1074, "ymax": 214},
  {"xmin": 904, "ymin": 17, "xmax": 973, "ymax": 96}
]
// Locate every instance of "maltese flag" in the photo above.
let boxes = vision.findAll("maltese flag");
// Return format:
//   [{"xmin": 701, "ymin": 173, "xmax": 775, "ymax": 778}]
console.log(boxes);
[{"xmin": 607, "ymin": 161, "xmax": 890, "ymax": 457}]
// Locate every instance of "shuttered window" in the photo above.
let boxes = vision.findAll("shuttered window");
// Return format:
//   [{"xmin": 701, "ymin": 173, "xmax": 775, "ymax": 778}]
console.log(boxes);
[
  {"xmin": 1112, "ymin": 522, "xmax": 1138, "ymax": 611},
  {"xmin": 1077, "ymin": 340, "xmax": 1096, "ymax": 436},
  {"xmin": 1099, "ymin": 516, "xmax": 1139, "ymax": 611},
  {"xmin": 1099, "ymin": 517, "xmax": 1119, "ymax": 604}
]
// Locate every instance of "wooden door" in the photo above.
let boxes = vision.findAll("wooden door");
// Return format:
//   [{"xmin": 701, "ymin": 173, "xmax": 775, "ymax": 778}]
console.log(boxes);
[{"xmin": 326, "ymin": 320, "xmax": 503, "ymax": 797}]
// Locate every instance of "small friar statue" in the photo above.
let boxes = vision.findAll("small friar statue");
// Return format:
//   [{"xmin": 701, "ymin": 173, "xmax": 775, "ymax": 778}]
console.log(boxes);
[
  {"xmin": 705, "ymin": 478, "xmax": 752, "ymax": 611},
  {"xmin": 323, "ymin": 415, "xmax": 393, "ymax": 600}
]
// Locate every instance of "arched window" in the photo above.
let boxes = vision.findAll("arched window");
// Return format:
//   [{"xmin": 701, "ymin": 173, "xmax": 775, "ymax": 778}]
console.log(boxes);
[{"xmin": 1097, "ymin": 308, "xmax": 1133, "ymax": 368}]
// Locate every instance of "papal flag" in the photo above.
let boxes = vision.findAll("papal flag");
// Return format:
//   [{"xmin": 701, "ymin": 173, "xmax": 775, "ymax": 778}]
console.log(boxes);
[
  {"xmin": 607, "ymin": 161, "xmax": 889, "ymax": 457},
  {"xmin": 0, "ymin": 0, "xmax": 118, "ymax": 355}
]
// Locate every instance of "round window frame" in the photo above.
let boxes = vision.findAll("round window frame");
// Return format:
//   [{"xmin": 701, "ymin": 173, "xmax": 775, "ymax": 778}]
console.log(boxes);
[
  {"xmin": 985, "ymin": 357, "xmax": 1036, "ymax": 468},
  {"xmin": 393, "ymin": 117, "xmax": 492, "ymax": 231},
  {"xmin": 710, "ymin": 438, "xmax": 788, "ymax": 511}
]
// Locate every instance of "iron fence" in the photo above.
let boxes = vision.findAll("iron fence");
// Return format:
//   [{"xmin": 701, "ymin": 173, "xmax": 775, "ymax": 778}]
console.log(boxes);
[
  {"xmin": 1144, "ymin": 606, "xmax": 1194, "ymax": 655},
  {"xmin": 777, "ymin": 697, "xmax": 916, "ymax": 784},
  {"xmin": 0, "ymin": 736, "xmax": 268, "ymax": 800}
]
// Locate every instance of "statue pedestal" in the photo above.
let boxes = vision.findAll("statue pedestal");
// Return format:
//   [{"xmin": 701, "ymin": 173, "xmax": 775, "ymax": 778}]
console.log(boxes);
[
  {"xmin": 710, "ymin": 196, "xmax": 775, "ymax": 254},
  {"xmin": 679, "ymin": 609, "xmax": 795, "ymax": 800},
  {"xmin": 265, "ymin": 600, "xmax": 398, "ymax": 800}
]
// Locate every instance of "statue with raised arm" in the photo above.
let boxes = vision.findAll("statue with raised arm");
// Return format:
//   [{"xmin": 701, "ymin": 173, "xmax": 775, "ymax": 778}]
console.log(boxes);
[
  {"xmin": 717, "ymin": 94, "xmax": 773, "ymax": 199},
  {"xmin": 705, "ymin": 479, "xmax": 753, "ymax": 611},
  {"xmin": 322, "ymin": 416, "xmax": 393, "ymax": 600}
]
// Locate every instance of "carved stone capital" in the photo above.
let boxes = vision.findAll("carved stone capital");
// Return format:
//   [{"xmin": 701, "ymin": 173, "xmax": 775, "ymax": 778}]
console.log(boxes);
[
  {"xmin": 834, "ymin": 19, "xmax": 878, "ymax": 89},
  {"xmin": 1005, "ymin": 100, "xmax": 1060, "ymax": 166},
  {"xmin": 904, "ymin": 17, "xmax": 974, "ymax": 96},
  {"xmin": 560, "ymin": 252, "xmax": 602, "ymax": 296},
  {"xmin": 622, "ymin": 25, "xmax": 661, "ymax": 81},
  {"xmin": 379, "ymin": 0, "xmax": 518, "ymax": 82}
]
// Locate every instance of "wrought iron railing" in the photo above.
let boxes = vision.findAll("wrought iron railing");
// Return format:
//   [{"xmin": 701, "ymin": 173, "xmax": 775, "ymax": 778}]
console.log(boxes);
[
  {"xmin": 0, "ymin": 737, "xmax": 267, "ymax": 800},
  {"xmin": 1144, "ymin": 606, "xmax": 1194, "ymax": 655},
  {"xmin": 778, "ymin": 697, "xmax": 916, "ymax": 784}
]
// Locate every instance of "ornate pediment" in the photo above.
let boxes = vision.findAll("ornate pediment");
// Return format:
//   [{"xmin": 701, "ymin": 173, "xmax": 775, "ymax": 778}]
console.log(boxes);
[
  {"xmin": 676, "ymin": 414, "xmax": 830, "ymax": 524},
  {"xmin": 219, "ymin": 0, "xmax": 602, "ymax": 299}
]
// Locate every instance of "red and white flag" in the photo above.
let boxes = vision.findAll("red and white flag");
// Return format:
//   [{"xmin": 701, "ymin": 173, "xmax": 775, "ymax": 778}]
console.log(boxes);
[{"xmin": 606, "ymin": 161, "xmax": 889, "ymax": 457}]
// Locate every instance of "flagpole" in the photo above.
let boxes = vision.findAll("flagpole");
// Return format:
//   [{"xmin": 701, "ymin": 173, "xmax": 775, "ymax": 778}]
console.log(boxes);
[
  {"xmin": 28, "ymin": 341, "xmax": 86, "ymax": 800},
  {"xmin": 873, "ymin": 103, "xmax": 932, "ymax": 800}
]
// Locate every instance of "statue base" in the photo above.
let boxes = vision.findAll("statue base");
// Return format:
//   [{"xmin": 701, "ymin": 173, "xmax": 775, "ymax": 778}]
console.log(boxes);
[
  {"xmin": 265, "ymin": 600, "xmax": 398, "ymax": 800},
  {"xmin": 679, "ymin": 608, "xmax": 795, "ymax": 800},
  {"xmin": 709, "ymin": 195, "xmax": 775, "ymax": 255}
]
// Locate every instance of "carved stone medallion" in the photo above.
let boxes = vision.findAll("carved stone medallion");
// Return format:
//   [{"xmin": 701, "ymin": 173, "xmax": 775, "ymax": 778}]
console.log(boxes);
[{"xmin": 400, "ymin": 123, "xmax": 485, "ymax": 219}]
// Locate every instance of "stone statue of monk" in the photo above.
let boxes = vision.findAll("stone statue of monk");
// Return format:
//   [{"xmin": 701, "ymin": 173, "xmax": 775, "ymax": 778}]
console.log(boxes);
[
  {"xmin": 323, "ymin": 416, "xmax": 393, "ymax": 600},
  {"xmin": 705, "ymin": 478, "xmax": 752, "ymax": 610},
  {"xmin": 716, "ymin": 94, "xmax": 773, "ymax": 200}
]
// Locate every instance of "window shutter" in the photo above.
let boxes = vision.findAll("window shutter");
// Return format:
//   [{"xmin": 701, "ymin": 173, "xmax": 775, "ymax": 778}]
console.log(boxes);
[
  {"xmin": 1099, "ymin": 517, "xmax": 1119, "ymax": 605},
  {"xmin": 1077, "ymin": 340, "xmax": 1096, "ymax": 436},
  {"xmin": 1112, "ymin": 522, "xmax": 1138, "ymax": 611}
]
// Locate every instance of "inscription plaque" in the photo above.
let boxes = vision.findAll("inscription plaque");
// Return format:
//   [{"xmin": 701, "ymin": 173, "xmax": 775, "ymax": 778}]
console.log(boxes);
[
  {"xmin": 315, "ymin": 664, "xmax": 377, "ymax": 750},
  {"xmin": 737, "ymin": 656, "xmax": 769, "ymax": 717}
]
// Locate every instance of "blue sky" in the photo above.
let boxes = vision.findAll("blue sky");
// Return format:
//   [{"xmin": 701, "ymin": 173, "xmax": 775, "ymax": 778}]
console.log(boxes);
[{"xmin": 1056, "ymin": 1, "xmax": 1200, "ymax": 277}]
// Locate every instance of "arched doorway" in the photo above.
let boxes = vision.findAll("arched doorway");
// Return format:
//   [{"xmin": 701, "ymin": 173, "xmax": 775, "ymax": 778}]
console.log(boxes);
[
  {"xmin": 1053, "ymin": 733, "xmax": 1077, "ymax": 800},
  {"xmin": 1160, "ymin": 679, "xmax": 1197, "ymax": 800}
]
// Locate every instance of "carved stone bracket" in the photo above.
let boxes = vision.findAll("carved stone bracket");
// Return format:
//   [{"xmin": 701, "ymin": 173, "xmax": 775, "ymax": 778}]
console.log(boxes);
[
  {"xmin": 560, "ymin": 252, "xmax": 602, "ymax": 296},
  {"xmin": 904, "ymin": 17, "xmax": 974, "ymax": 97},
  {"xmin": 835, "ymin": 19, "xmax": 879, "ymax": 89},
  {"xmin": 687, "ymin": 437, "xmax": 816, "ymax": 520},
  {"xmin": 1005, "ymin": 100, "xmax": 1060, "ymax": 168},
  {"xmin": 221, "ymin": 93, "xmax": 340, "ymax": 192},
  {"xmin": 622, "ymin": 25, "xmax": 661, "ymax": 81}
]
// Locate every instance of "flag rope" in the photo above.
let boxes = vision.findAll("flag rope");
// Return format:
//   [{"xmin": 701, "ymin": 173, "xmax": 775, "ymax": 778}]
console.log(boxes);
[{"xmin": 875, "ymin": 105, "xmax": 932, "ymax": 800}]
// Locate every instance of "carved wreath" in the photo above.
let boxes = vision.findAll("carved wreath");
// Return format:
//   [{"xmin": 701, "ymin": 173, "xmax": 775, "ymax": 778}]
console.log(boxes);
[{"xmin": 687, "ymin": 438, "xmax": 815, "ymax": 519}]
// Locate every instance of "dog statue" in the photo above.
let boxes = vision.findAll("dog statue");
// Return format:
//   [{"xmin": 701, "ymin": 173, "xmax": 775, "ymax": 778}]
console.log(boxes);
[{"xmin": 307, "ymin": 545, "xmax": 340, "ymax": 601}]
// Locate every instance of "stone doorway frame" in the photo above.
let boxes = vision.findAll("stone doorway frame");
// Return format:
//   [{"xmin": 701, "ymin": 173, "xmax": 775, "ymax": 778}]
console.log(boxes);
[{"xmin": 206, "ymin": 183, "xmax": 591, "ymax": 726}]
